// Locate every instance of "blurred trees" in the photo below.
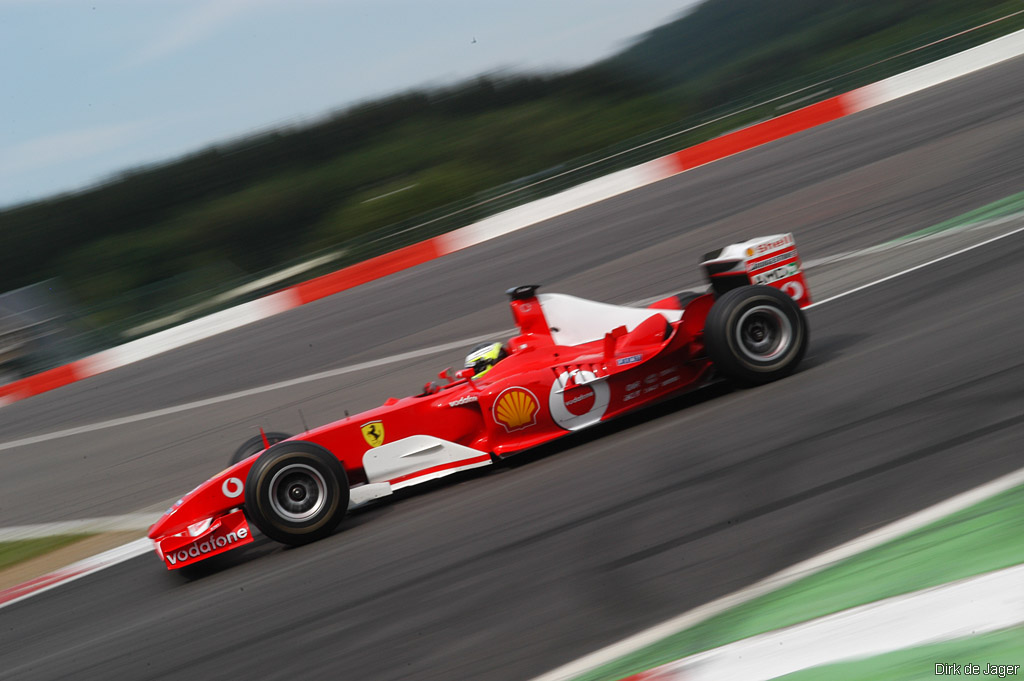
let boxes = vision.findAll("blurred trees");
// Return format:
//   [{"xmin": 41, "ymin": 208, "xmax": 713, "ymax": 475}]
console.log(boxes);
[
  {"xmin": 0, "ymin": 69, "xmax": 669, "ymax": 312},
  {"xmin": 607, "ymin": 0, "xmax": 1018, "ymax": 108},
  {"xmin": 0, "ymin": 0, "xmax": 1019, "ymax": 326}
]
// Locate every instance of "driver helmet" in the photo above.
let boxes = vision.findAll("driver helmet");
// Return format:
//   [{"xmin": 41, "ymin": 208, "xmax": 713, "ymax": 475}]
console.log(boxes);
[{"xmin": 464, "ymin": 341, "xmax": 507, "ymax": 378}]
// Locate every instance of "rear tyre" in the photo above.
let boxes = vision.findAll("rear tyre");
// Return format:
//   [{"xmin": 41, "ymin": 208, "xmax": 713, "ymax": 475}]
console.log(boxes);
[
  {"xmin": 244, "ymin": 441, "xmax": 349, "ymax": 546},
  {"xmin": 229, "ymin": 431, "xmax": 292, "ymax": 466},
  {"xmin": 704, "ymin": 286, "xmax": 808, "ymax": 386}
]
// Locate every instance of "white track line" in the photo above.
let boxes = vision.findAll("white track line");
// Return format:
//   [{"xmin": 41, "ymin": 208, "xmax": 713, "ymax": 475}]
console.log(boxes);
[
  {"xmin": 4, "ymin": 218, "xmax": 1023, "ymax": 455},
  {"xmin": 528, "ymin": 464, "xmax": 1024, "ymax": 681},
  {"xmin": 663, "ymin": 564, "xmax": 1024, "ymax": 681},
  {"xmin": 0, "ymin": 514, "xmax": 162, "ymax": 542},
  {"xmin": 3, "ymin": 216, "xmax": 1023, "ymax": 616},
  {"xmin": 807, "ymin": 221, "xmax": 1024, "ymax": 309},
  {"xmin": 0, "ymin": 539, "xmax": 152, "ymax": 610},
  {"xmin": 0, "ymin": 331, "xmax": 511, "ymax": 453}
]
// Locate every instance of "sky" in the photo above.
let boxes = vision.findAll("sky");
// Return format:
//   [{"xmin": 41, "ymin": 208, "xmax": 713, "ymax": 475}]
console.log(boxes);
[{"xmin": 0, "ymin": 0, "xmax": 700, "ymax": 209}]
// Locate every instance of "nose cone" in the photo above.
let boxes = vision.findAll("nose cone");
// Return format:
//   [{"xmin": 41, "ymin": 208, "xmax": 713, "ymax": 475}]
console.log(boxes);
[{"xmin": 148, "ymin": 459, "xmax": 254, "ymax": 539}]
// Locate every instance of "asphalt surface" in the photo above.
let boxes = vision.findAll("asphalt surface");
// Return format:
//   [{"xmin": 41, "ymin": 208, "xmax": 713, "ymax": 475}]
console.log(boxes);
[{"xmin": 1, "ymin": 55, "xmax": 1024, "ymax": 681}]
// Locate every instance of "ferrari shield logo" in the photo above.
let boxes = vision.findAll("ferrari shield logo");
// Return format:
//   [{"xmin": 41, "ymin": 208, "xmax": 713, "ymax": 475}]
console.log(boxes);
[{"xmin": 361, "ymin": 421, "xmax": 385, "ymax": 448}]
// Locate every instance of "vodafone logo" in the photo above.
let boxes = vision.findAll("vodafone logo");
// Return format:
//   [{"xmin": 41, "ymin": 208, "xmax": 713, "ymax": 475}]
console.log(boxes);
[
  {"xmin": 165, "ymin": 526, "xmax": 250, "ymax": 567},
  {"xmin": 222, "ymin": 477, "xmax": 244, "ymax": 498},
  {"xmin": 562, "ymin": 385, "xmax": 595, "ymax": 416},
  {"xmin": 549, "ymin": 370, "xmax": 609, "ymax": 431},
  {"xmin": 782, "ymin": 280, "xmax": 804, "ymax": 301}
]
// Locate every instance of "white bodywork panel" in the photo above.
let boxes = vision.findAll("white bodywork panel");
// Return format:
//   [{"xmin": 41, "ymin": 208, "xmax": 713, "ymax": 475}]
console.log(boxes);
[
  {"xmin": 362, "ymin": 435, "xmax": 491, "ymax": 491},
  {"xmin": 700, "ymin": 233, "xmax": 795, "ymax": 269},
  {"xmin": 537, "ymin": 293, "xmax": 683, "ymax": 347},
  {"xmin": 348, "ymin": 482, "xmax": 392, "ymax": 509}
]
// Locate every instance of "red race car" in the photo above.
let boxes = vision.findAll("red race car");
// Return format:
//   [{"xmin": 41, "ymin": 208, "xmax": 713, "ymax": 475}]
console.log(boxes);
[{"xmin": 149, "ymin": 234, "xmax": 812, "ymax": 570}]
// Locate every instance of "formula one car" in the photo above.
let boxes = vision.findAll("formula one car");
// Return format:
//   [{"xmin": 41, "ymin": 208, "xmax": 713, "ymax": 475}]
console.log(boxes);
[{"xmin": 149, "ymin": 234, "xmax": 811, "ymax": 570}]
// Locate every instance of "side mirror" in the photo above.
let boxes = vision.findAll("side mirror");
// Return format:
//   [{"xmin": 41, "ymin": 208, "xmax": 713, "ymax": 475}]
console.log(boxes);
[
  {"xmin": 455, "ymin": 368, "xmax": 475, "ymax": 380},
  {"xmin": 438, "ymin": 368, "xmax": 454, "ymax": 383}
]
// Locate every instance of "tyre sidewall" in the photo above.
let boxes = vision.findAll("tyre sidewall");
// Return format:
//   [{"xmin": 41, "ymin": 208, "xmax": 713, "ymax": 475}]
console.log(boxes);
[{"xmin": 244, "ymin": 441, "xmax": 349, "ymax": 545}]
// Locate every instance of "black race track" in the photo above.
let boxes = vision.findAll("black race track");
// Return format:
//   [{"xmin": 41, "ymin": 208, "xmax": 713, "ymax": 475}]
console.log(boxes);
[{"xmin": 1, "ymin": 56, "xmax": 1023, "ymax": 681}]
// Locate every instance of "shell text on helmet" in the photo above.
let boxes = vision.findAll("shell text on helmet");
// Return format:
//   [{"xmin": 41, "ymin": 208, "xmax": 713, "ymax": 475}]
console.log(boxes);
[{"xmin": 493, "ymin": 387, "xmax": 539, "ymax": 432}]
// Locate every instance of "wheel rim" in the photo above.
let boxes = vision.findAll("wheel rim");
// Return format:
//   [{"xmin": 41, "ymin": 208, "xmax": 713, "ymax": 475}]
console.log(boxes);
[
  {"xmin": 735, "ymin": 304, "xmax": 792, "ymax": 362},
  {"xmin": 268, "ymin": 463, "xmax": 327, "ymax": 521}
]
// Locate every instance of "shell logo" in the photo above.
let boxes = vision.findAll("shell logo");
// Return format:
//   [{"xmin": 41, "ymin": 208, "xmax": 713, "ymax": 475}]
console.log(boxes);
[{"xmin": 492, "ymin": 387, "xmax": 539, "ymax": 432}]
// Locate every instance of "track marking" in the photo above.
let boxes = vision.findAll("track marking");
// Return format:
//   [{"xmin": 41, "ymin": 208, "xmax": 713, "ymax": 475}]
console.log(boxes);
[
  {"xmin": 0, "ymin": 538, "xmax": 151, "ymax": 610},
  {"xmin": 0, "ymin": 514, "xmax": 162, "ymax": 542},
  {"xmin": 0, "ymin": 331, "xmax": 510, "ymax": 453},
  {"xmin": 807, "ymin": 221, "xmax": 1024, "ymax": 309},
  {"xmin": 4, "ymin": 218, "xmax": 1023, "ymax": 455},
  {"xmin": 528, "ymin": 464, "xmax": 1024, "ymax": 681},
  {"xmin": 2, "ymin": 217, "xmax": 1023, "ymax": 617},
  {"xmin": 641, "ymin": 564, "xmax": 1024, "ymax": 681}
]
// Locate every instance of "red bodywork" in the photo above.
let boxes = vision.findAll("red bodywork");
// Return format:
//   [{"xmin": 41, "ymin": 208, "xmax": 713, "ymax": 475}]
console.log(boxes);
[{"xmin": 149, "ymin": 234, "xmax": 811, "ymax": 569}]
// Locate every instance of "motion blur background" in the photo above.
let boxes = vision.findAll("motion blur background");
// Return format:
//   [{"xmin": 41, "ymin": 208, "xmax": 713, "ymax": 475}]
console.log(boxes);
[{"xmin": 1, "ymin": 0, "xmax": 1021, "ymax": 379}]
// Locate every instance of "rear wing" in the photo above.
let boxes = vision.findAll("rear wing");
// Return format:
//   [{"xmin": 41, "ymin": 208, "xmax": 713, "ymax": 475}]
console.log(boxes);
[{"xmin": 700, "ymin": 233, "xmax": 811, "ymax": 308}]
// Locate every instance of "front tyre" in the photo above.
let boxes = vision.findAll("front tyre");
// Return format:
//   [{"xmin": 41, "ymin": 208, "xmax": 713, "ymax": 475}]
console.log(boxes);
[
  {"xmin": 229, "ymin": 431, "xmax": 292, "ymax": 466},
  {"xmin": 704, "ymin": 286, "xmax": 808, "ymax": 386},
  {"xmin": 244, "ymin": 441, "xmax": 349, "ymax": 546}
]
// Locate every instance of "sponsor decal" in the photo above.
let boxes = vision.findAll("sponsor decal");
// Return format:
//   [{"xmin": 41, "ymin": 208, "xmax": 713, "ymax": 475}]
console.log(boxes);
[
  {"xmin": 549, "ymin": 370, "xmax": 609, "ymax": 431},
  {"xmin": 782, "ymin": 280, "xmax": 805, "ymax": 301},
  {"xmin": 221, "ymin": 477, "xmax": 244, "ymax": 499},
  {"xmin": 563, "ymin": 384, "xmax": 596, "ymax": 415},
  {"xmin": 361, "ymin": 421, "xmax": 385, "ymax": 448},
  {"xmin": 448, "ymin": 395, "xmax": 479, "ymax": 408},
  {"xmin": 747, "ymin": 250, "xmax": 795, "ymax": 272},
  {"xmin": 661, "ymin": 375, "xmax": 680, "ymax": 387},
  {"xmin": 644, "ymin": 373, "xmax": 658, "ymax": 385},
  {"xmin": 623, "ymin": 389, "xmax": 641, "ymax": 402},
  {"xmin": 626, "ymin": 381, "xmax": 641, "ymax": 391},
  {"xmin": 616, "ymin": 354, "xmax": 643, "ymax": 367},
  {"xmin": 755, "ymin": 235, "xmax": 794, "ymax": 254},
  {"xmin": 493, "ymin": 388, "xmax": 539, "ymax": 432},
  {"xmin": 752, "ymin": 262, "xmax": 799, "ymax": 285},
  {"xmin": 165, "ymin": 526, "xmax": 250, "ymax": 567},
  {"xmin": 659, "ymin": 368, "xmax": 676, "ymax": 377}
]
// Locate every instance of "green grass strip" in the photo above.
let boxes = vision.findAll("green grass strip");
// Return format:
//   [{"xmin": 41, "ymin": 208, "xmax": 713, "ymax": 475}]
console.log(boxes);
[
  {"xmin": 776, "ymin": 626, "xmax": 1024, "ymax": 680},
  {"xmin": 892, "ymin": 189, "xmax": 1024, "ymax": 242},
  {"xmin": 575, "ymin": 483, "xmax": 1024, "ymax": 681},
  {"xmin": 0, "ymin": 535, "xmax": 90, "ymax": 572}
]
